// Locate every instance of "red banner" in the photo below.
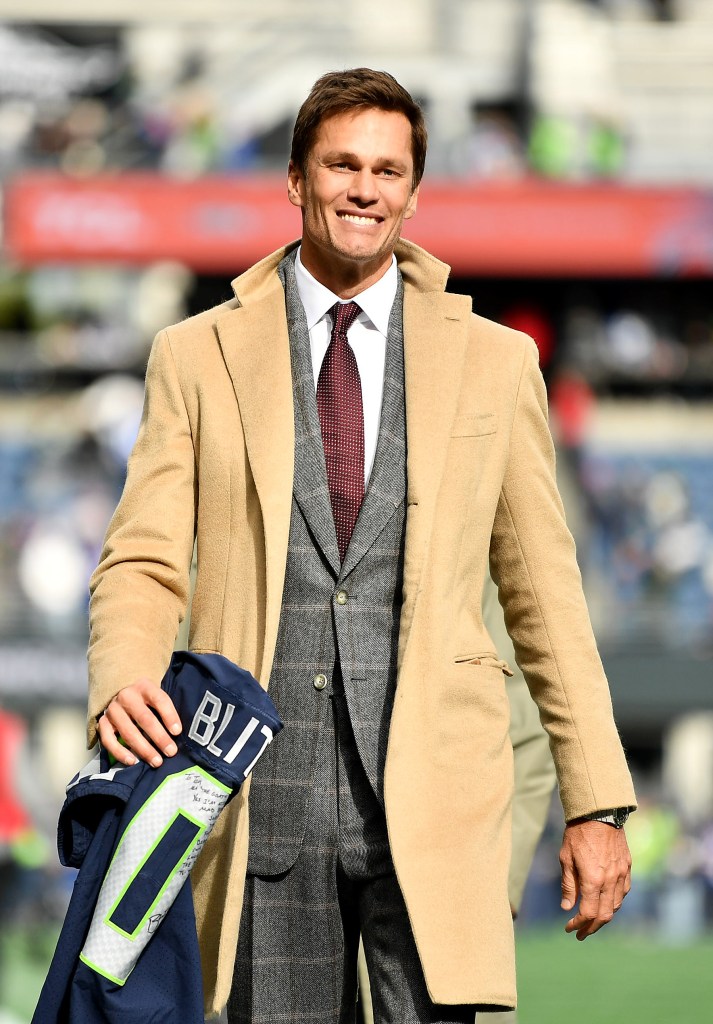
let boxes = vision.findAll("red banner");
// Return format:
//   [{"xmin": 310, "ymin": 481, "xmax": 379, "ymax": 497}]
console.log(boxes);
[{"xmin": 5, "ymin": 172, "xmax": 713, "ymax": 276}]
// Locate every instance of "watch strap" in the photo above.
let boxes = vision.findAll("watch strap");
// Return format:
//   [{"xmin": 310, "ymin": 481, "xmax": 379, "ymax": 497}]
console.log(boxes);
[{"xmin": 577, "ymin": 807, "xmax": 630, "ymax": 829}]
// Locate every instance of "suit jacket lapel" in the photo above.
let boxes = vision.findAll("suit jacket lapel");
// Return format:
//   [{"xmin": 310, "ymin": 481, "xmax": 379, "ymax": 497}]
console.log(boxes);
[
  {"xmin": 280, "ymin": 254, "xmax": 342, "ymax": 576},
  {"xmin": 340, "ymin": 276, "xmax": 406, "ymax": 581}
]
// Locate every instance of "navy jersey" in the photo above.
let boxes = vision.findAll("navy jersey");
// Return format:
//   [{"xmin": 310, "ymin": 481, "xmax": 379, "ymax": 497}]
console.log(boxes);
[{"xmin": 33, "ymin": 651, "xmax": 282, "ymax": 1024}]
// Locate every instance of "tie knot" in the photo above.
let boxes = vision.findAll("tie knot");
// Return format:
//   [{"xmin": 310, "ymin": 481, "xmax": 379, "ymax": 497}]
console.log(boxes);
[{"xmin": 329, "ymin": 301, "xmax": 361, "ymax": 338}]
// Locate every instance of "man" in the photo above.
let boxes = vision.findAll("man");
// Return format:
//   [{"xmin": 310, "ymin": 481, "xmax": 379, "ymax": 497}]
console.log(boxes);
[{"xmin": 89, "ymin": 69, "xmax": 635, "ymax": 1022}]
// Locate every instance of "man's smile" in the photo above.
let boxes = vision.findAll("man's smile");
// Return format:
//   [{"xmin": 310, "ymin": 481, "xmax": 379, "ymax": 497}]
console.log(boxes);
[{"xmin": 338, "ymin": 212, "xmax": 383, "ymax": 225}]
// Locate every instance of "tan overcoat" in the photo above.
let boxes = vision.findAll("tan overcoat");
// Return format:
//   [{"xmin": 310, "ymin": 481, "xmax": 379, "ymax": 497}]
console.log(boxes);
[{"xmin": 88, "ymin": 239, "xmax": 636, "ymax": 1014}]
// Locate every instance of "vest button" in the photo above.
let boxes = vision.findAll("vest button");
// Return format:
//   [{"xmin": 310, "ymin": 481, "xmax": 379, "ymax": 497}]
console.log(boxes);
[
  {"xmin": 313, "ymin": 673, "xmax": 328, "ymax": 691},
  {"xmin": 335, "ymin": 590, "xmax": 348, "ymax": 605}
]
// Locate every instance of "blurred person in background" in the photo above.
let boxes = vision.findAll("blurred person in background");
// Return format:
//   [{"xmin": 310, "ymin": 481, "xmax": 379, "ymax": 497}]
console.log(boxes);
[
  {"xmin": 0, "ymin": 706, "xmax": 51, "ymax": 1018},
  {"xmin": 621, "ymin": 792, "xmax": 680, "ymax": 928},
  {"xmin": 88, "ymin": 68, "xmax": 635, "ymax": 1022},
  {"xmin": 0, "ymin": 708, "xmax": 36, "ymax": 922}
]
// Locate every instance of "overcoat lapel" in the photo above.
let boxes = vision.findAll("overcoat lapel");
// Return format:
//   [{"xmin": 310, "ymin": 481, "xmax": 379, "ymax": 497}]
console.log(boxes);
[
  {"xmin": 214, "ymin": 291, "xmax": 295, "ymax": 682},
  {"xmin": 403, "ymin": 289, "xmax": 473, "ymax": 502}
]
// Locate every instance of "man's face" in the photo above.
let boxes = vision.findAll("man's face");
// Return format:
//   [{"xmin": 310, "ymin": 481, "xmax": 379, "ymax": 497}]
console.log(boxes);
[{"xmin": 287, "ymin": 107, "xmax": 419, "ymax": 296}]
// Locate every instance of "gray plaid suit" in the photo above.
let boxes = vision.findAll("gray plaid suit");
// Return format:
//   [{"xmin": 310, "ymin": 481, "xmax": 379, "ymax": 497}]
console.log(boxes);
[{"xmin": 228, "ymin": 254, "xmax": 474, "ymax": 1024}]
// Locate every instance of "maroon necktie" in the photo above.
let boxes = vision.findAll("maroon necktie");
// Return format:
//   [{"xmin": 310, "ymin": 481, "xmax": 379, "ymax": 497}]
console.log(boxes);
[{"xmin": 316, "ymin": 301, "xmax": 364, "ymax": 561}]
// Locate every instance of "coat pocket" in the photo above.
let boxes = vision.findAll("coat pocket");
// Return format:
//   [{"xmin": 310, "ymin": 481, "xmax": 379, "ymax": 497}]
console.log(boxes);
[
  {"xmin": 432, "ymin": 661, "xmax": 511, "ymax": 771},
  {"xmin": 450, "ymin": 413, "xmax": 497, "ymax": 438},
  {"xmin": 454, "ymin": 653, "xmax": 514, "ymax": 676}
]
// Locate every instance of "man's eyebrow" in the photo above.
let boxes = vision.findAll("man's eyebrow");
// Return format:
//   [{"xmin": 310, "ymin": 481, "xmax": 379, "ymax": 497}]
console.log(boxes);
[
  {"xmin": 319, "ymin": 149, "xmax": 409, "ymax": 171},
  {"xmin": 320, "ymin": 149, "xmax": 358, "ymax": 162}
]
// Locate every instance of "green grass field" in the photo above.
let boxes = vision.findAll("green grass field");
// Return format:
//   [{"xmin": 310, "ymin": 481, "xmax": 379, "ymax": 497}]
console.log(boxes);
[
  {"xmin": 0, "ymin": 924, "xmax": 59, "ymax": 1023},
  {"xmin": 516, "ymin": 927, "xmax": 713, "ymax": 1023},
  {"xmin": 2, "ymin": 924, "xmax": 711, "ymax": 1023}
]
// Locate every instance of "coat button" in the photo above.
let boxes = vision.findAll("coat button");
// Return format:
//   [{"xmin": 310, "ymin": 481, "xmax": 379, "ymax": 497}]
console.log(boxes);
[
  {"xmin": 313, "ymin": 673, "xmax": 328, "ymax": 691},
  {"xmin": 335, "ymin": 590, "xmax": 348, "ymax": 605}
]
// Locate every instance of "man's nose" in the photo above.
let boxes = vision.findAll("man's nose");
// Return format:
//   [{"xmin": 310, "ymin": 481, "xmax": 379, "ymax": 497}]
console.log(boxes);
[{"xmin": 347, "ymin": 169, "xmax": 379, "ymax": 202}]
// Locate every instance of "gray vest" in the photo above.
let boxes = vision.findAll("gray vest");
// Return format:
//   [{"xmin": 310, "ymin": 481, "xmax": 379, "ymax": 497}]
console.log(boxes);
[{"xmin": 247, "ymin": 253, "xmax": 407, "ymax": 876}]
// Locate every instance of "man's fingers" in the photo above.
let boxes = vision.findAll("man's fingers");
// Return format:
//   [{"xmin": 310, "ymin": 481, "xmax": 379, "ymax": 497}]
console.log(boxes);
[
  {"xmin": 613, "ymin": 854, "xmax": 632, "ymax": 911},
  {"xmin": 125, "ymin": 694, "xmax": 178, "ymax": 758},
  {"xmin": 565, "ymin": 856, "xmax": 626, "ymax": 937},
  {"xmin": 559, "ymin": 857, "xmax": 578, "ymax": 912},
  {"xmin": 103, "ymin": 700, "xmax": 167, "ymax": 767},
  {"xmin": 560, "ymin": 820, "xmax": 633, "ymax": 939},
  {"xmin": 565, "ymin": 878, "xmax": 617, "ymax": 940},
  {"xmin": 143, "ymin": 685, "xmax": 182, "ymax": 737},
  {"xmin": 613, "ymin": 874, "xmax": 627, "ymax": 913},
  {"xmin": 100, "ymin": 681, "xmax": 182, "ymax": 767},
  {"xmin": 97, "ymin": 713, "xmax": 138, "ymax": 766},
  {"xmin": 565, "ymin": 910, "xmax": 609, "ymax": 940}
]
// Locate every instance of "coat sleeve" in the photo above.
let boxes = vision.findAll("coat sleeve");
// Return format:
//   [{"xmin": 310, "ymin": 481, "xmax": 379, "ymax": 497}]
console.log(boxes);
[
  {"xmin": 86, "ymin": 330, "xmax": 197, "ymax": 746},
  {"xmin": 489, "ymin": 337, "xmax": 636, "ymax": 821}
]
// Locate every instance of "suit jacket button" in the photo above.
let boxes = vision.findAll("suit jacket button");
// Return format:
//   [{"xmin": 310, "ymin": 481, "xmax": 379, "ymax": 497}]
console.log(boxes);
[
  {"xmin": 313, "ymin": 673, "xmax": 328, "ymax": 691},
  {"xmin": 335, "ymin": 590, "xmax": 348, "ymax": 605}
]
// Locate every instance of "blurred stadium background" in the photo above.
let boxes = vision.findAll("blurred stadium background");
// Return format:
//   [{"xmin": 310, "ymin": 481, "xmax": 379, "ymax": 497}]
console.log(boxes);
[{"xmin": 0, "ymin": 1, "xmax": 712, "ymax": 1021}]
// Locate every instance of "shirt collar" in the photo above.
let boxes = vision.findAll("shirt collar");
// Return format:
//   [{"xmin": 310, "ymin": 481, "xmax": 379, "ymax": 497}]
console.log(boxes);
[{"xmin": 294, "ymin": 247, "xmax": 397, "ymax": 336}]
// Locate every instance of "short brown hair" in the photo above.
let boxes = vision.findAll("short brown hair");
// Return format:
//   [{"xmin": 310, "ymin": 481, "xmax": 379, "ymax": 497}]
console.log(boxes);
[{"xmin": 290, "ymin": 68, "xmax": 427, "ymax": 189}]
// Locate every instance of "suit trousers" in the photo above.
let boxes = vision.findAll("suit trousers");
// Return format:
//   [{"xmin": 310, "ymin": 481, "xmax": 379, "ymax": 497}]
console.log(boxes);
[{"xmin": 227, "ymin": 685, "xmax": 475, "ymax": 1024}]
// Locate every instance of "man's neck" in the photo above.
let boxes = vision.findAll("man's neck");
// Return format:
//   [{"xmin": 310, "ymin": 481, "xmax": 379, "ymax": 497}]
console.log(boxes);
[{"xmin": 298, "ymin": 245, "xmax": 396, "ymax": 300}]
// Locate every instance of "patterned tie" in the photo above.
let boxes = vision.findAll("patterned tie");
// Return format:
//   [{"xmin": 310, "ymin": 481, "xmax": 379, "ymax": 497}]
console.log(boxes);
[{"xmin": 316, "ymin": 301, "xmax": 364, "ymax": 561}]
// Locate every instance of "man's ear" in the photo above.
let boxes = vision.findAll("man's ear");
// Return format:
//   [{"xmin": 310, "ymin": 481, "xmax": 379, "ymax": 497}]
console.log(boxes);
[
  {"xmin": 404, "ymin": 184, "xmax": 419, "ymax": 221},
  {"xmin": 287, "ymin": 161, "xmax": 305, "ymax": 209}
]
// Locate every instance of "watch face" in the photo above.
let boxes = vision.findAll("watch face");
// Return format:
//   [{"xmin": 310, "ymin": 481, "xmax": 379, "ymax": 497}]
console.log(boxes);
[{"xmin": 614, "ymin": 808, "xmax": 629, "ymax": 828}]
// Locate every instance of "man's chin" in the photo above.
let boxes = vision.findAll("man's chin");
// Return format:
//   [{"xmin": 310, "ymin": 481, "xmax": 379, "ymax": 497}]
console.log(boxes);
[{"xmin": 332, "ymin": 240, "xmax": 391, "ymax": 266}]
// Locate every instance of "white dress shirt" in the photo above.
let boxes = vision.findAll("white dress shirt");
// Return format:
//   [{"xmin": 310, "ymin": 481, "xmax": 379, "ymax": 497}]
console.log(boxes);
[{"xmin": 294, "ymin": 247, "xmax": 398, "ymax": 486}]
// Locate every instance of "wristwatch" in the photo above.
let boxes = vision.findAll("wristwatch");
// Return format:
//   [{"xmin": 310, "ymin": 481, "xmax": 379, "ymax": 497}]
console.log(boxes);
[{"xmin": 580, "ymin": 807, "xmax": 630, "ymax": 829}]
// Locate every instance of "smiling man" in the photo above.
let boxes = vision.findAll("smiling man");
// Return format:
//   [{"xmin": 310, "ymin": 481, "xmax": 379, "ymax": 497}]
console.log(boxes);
[
  {"xmin": 287, "ymin": 103, "xmax": 419, "ymax": 293},
  {"xmin": 88, "ymin": 69, "xmax": 636, "ymax": 1023}
]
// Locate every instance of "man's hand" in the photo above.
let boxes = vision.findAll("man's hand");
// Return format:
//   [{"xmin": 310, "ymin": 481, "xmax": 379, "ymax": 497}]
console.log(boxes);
[
  {"xmin": 97, "ymin": 679, "xmax": 182, "ymax": 768},
  {"xmin": 559, "ymin": 819, "xmax": 632, "ymax": 940}
]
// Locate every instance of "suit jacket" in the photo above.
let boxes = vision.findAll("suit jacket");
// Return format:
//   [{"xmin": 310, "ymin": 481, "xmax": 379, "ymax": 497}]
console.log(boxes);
[
  {"xmin": 88, "ymin": 238, "xmax": 636, "ymax": 1014},
  {"xmin": 246, "ymin": 252, "xmax": 408, "ymax": 873}
]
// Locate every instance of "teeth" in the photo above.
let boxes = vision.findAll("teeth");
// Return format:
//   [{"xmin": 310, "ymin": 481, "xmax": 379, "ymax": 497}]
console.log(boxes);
[{"xmin": 340, "ymin": 214, "xmax": 378, "ymax": 225}]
